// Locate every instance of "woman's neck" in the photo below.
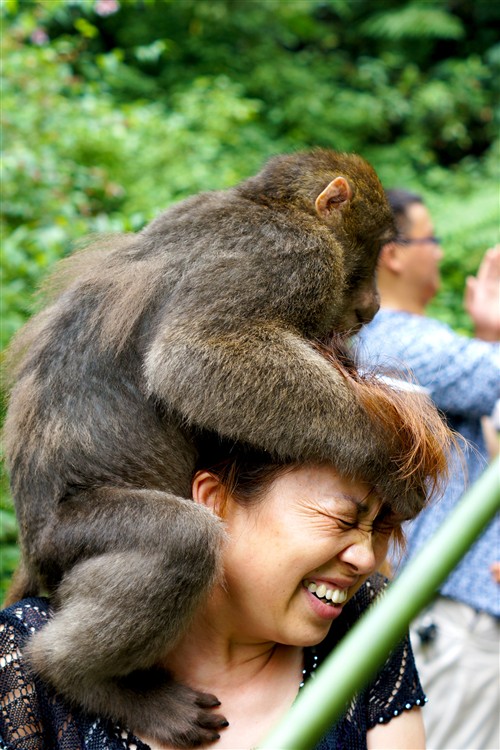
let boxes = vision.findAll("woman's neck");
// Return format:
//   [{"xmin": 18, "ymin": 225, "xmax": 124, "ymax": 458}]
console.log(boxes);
[
  {"xmin": 147, "ymin": 593, "xmax": 305, "ymax": 750},
  {"xmin": 163, "ymin": 590, "xmax": 296, "ymax": 693}
]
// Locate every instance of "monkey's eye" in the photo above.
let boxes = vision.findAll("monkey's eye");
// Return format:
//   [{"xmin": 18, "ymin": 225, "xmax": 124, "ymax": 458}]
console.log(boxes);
[{"xmin": 345, "ymin": 270, "xmax": 368, "ymax": 290}]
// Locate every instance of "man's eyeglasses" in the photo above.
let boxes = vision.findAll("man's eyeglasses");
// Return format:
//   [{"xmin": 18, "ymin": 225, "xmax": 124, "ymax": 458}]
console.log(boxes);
[{"xmin": 395, "ymin": 236, "xmax": 441, "ymax": 246}]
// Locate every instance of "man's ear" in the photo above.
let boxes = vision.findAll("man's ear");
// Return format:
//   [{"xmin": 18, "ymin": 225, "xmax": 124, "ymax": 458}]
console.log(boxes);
[
  {"xmin": 379, "ymin": 241, "xmax": 405, "ymax": 273},
  {"xmin": 315, "ymin": 176, "xmax": 353, "ymax": 218},
  {"xmin": 192, "ymin": 470, "xmax": 224, "ymax": 515}
]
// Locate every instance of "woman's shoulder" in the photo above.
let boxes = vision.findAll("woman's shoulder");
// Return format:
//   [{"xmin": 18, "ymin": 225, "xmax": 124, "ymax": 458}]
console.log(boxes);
[
  {"xmin": 0, "ymin": 597, "xmax": 148, "ymax": 750},
  {"xmin": 0, "ymin": 598, "xmax": 51, "ymax": 748},
  {"xmin": 313, "ymin": 574, "xmax": 425, "ymax": 738},
  {"xmin": 0, "ymin": 596, "xmax": 52, "ymax": 635}
]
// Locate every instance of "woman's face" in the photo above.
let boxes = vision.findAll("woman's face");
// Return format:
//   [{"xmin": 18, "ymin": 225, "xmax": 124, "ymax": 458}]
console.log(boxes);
[{"xmin": 196, "ymin": 464, "xmax": 399, "ymax": 647}]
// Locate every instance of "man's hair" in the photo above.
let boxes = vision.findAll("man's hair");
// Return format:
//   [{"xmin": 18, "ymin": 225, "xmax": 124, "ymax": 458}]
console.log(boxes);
[{"xmin": 385, "ymin": 189, "xmax": 424, "ymax": 235}]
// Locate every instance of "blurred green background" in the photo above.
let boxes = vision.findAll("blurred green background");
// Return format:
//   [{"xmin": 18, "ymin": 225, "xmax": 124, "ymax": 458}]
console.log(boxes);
[{"xmin": 1, "ymin": 0, "xmax": 499, "ymax": 600}]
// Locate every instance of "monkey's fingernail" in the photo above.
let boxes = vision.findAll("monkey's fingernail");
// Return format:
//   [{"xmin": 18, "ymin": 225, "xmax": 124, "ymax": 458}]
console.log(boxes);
[{"xmin": 221, "ymin": 720, "xmax": 229, "ymax": 727}]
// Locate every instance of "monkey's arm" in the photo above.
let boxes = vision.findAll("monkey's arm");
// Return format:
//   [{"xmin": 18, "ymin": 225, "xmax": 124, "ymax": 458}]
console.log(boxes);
[{"xmin": 145, "ymin": 321, "xmax": 374, "ymax": 474}]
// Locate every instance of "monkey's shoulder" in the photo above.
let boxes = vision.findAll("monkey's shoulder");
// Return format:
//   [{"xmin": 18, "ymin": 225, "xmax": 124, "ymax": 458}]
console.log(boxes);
[{"xmin": 143, "ymin": 188, "xmax": 336, "ymax": 253}]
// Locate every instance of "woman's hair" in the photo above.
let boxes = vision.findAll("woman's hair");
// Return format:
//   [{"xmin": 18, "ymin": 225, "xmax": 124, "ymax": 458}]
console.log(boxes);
[
  {"xmin": 194, "ymin": 435, "xmax": 293, "ymax": 511},
  {"xmin": 193, "ymin": 336, "xmax": 458, "ymax": 541}
]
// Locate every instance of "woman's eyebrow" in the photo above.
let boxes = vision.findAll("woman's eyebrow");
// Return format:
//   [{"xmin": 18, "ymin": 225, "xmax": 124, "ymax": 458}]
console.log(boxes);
[{"xmin": 330, "ymin": 493, "xmax": 370, "ymax": 514}]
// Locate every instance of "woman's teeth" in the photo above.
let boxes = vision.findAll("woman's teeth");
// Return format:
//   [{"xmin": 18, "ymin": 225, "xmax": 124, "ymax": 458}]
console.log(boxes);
[{"xmin": 304, "ymin": 580, "xmax": 348, "ymax": 605}]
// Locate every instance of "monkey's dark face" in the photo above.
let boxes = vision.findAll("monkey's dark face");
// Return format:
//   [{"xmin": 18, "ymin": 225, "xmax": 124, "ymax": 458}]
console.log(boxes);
[
  {"xmin": 334, "ymin": 253, "xmax": 382, "ymax": 336},
  {"xmin": 342, "ymin": 200, "xmax": 397, "ymax": 332},
  {"xmin": 330, "ymin": 205, "xmax": 394, "ymax": 336},
  {"xmin": 340, "ymin": 277, "xmax": 380, "ymax": 335},
  {"xmin": 207, "ymin": 464, "xmax": 395, "ymax": 647}
]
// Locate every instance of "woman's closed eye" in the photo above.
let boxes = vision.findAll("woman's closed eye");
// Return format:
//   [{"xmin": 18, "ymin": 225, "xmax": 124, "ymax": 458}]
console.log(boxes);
[
  {"xmin": 334, "ymin": 512, "xmax": 401, "ymax": 535},
  {"xmin": 373, "ymin": 509, "xmax": 403, "ymax": 536},
  {"xmin": 334, "ymin": 517, "xmax": 359, "ymax": 531},
  {"xmin": 373, "ymin": 520, "xmax": 398, "ymax": 536}
]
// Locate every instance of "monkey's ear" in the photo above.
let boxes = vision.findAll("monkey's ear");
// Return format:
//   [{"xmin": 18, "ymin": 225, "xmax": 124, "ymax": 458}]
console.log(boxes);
[{"xmin": 315, "ymin": 177, "xmax": 353, "ymax": 218}]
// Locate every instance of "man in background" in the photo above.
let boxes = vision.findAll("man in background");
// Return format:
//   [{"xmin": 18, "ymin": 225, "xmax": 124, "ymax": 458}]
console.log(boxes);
[{"xmin": 356, "ymin": 189, "xmax": 500, "ymax": 750}]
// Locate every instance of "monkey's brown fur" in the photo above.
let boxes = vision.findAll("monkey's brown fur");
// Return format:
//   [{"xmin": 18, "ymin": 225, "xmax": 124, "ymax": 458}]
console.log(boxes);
[{"xmin": 4, "ymin": 149, "xmax": 439, "ymax": 746}]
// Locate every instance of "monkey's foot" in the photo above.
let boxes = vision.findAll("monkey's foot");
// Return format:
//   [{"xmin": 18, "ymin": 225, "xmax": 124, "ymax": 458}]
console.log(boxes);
[
  {"xmin": 121, "ymin": 671, "xmax": 228, "ymax": 748},
  {"xmin": 169, "ymin": 690, "xmax": 229, "ymax": 748},
  {"xmin": 26, "ymin": 622, "xmax": 228, "ymax": 748}
]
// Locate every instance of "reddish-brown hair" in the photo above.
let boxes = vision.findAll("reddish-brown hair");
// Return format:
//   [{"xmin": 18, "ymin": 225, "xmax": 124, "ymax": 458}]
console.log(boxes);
[
  {"xmin": 193, "ymin": 335, "xmax": 458, "ymax": 548},
  {"xmin": 314, "ymin": 336, "xmax": 457, "ymax": 501}
]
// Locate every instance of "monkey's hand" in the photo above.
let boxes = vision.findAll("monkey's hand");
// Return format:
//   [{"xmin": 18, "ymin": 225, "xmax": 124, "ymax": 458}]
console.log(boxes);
[
  {"xmin": 144, "ymin": 319, "xmax": 444, "ymax": 520},
  {"xmin": 26, "ymin": 574, "xmax": 229, "ymax": 749},
  {"xmin": 28, "ymin": 624, "xmax": 228, "ymax": 747}
]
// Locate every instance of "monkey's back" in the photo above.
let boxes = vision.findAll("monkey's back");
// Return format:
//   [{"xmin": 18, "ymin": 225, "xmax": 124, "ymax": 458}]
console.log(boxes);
[
  {"xmin": 5, "ymin": 281, "xmax": 194, "ymax": 533},
  {"xmin": 4, "ymin": 183, "xmax": 351, "ymax": 583}
]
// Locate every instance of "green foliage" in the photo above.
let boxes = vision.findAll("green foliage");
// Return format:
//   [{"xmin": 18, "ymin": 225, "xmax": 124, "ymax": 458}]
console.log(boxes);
[
  {"xmin": 1, "ymin": 30, "xmax": 272, "ymax": 349},
  {"xmin": 1, "ymin": 0, "xmax": 499, "ymax": 590},
  {"xmin": 362, "ymin": 4, "xmax": 465, "ymax": 40}
]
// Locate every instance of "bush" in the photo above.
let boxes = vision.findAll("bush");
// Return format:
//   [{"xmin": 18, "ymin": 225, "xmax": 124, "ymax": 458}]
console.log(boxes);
[{"xmin": 1, "ymin": 0, "xmax": 498, "ymax": 596}]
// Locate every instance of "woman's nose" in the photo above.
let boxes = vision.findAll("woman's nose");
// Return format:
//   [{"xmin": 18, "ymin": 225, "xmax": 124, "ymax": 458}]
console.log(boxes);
[{"xmin": 338, "ymin": 532, "xmax": 377, "ymax": 575}]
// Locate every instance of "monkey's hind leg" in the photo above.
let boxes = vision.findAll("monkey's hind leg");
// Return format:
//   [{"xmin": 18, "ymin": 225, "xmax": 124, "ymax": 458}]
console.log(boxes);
[
  {"xmin": 3, "ymin": 561, "xmax": 39, "ymax": 607},
  {"xmin": 25, "ymin": 490, "xmax": 228, "ymax": 747}
]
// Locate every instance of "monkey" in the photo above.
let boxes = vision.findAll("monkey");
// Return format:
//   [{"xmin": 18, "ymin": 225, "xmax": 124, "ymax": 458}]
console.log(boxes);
[{"xmin": 3, "ymin": 148, "xmax": 434, "ymax": 747}]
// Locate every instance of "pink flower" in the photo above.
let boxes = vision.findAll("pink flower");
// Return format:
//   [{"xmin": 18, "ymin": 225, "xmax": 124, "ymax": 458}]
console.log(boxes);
[
  {"xmin": 30, "ymin": 28, "xmax": 49, "ymax": 45},
  {"xmin": 94, "ymin": 0, "xmax": 120, "ymax": 17}
]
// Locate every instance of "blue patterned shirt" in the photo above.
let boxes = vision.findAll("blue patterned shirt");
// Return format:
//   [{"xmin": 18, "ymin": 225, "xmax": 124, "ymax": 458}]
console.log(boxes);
[{"xmin": 356, "ymin": 309, "xmax": 500, "ymax": 617}]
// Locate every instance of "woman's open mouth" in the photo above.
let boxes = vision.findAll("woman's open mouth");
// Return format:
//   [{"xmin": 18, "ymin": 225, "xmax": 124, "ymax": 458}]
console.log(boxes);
[{"xmin": 303, "ymin": 579, "xmax": 348, "ymax": 606}]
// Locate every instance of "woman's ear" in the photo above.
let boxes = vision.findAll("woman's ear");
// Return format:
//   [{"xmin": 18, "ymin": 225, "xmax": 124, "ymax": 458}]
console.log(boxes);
[{"xmin": 192, "ymin": 470, "xmax": 224, "ymax": 515}]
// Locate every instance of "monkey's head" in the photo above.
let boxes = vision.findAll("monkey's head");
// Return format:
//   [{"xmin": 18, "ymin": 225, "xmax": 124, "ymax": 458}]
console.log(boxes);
[
  {"xmin": 314, "ymin": 170, "xmax": 387, "ymax": 336},
  {"xmin": 305, "ymin": 150, "xmax": 395, "ymax": 335},
  {"xmin": 240, "ymin": 149, "xmax": 395, "ymax": 337}
]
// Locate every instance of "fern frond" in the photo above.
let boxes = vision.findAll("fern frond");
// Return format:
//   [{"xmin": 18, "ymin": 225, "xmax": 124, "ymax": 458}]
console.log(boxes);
[{"xmin": 362, "ymin": 4, "xmax": 465, "ymax": 40}]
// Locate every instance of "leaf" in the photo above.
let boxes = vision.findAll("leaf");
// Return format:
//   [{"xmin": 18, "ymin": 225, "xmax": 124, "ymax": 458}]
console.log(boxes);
[
  {"xmin": 0, "ymin": 510, "xmax": 18, "ymax": 544},
  {"xmin": 74, "ymin": 17, "xmax": 99, "ymax": 39},
  {"xmin": 362, "ymin": 5, "xmax": 464, "ymax": 40}
]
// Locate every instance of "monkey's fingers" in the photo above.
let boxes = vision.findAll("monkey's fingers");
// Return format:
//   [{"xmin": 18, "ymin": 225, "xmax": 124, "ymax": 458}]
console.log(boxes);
[
  {"xmin": 174, "ymin": 695, "xmax": 229, "ymax": 748},
  {"xmin": 195, "ymin": 692, "xmax": 222, "ymax": 708},
  {"xmin": 132, "ymin": 680, "xmax": 228, "ymax": 748}
]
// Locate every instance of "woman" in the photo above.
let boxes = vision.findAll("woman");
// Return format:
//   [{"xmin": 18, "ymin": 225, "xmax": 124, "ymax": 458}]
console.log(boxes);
[{"xmin": 0, "ymin": 368, "xmax": 451, "ymax": 750}]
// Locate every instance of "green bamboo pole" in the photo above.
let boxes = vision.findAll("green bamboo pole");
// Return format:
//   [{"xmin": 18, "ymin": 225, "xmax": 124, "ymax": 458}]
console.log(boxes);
[{"xmin": 259, "ymin": 456, "xmax": 500, "ymax": 750}]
